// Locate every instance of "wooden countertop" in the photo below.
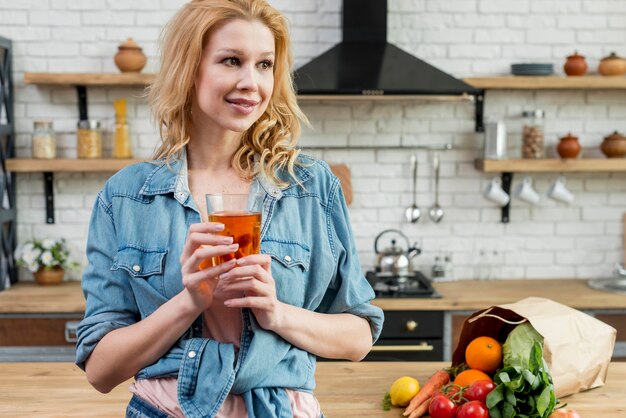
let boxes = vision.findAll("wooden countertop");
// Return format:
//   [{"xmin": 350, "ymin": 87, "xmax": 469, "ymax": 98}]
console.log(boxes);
[
  {"xmin": 0, "ymin": 361, "xmax": 623, "ymax": 417},
  {"xmin": 1, "ymin": 278, "xmax": 625, "ymax": 314}
]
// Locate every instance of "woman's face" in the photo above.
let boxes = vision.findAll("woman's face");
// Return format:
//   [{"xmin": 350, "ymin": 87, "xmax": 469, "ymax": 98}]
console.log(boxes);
[{"xmin": 193, "ymin": 18, "xmax": 275, "ymax": 135}]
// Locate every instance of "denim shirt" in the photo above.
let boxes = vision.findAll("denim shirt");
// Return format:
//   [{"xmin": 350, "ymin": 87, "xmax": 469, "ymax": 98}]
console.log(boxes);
[{"xmin": 75, "ymin": 152, "xmax": 384, "ymax": 418}]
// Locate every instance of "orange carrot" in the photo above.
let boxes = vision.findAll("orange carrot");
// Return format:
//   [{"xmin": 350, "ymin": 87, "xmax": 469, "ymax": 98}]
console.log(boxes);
[
  {"xmin": 408, "ymin": 397, "xmax": 433, "ymax": 418},
  {"xmin": 403, "ymin": 369, "xmax": 450, "ymax": 417}
]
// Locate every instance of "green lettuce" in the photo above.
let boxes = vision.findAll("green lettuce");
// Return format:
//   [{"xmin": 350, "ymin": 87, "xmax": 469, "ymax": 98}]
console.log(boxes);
[{"xmin": 486, "ymin": 323, "xmax": 557, "ymax": 418}]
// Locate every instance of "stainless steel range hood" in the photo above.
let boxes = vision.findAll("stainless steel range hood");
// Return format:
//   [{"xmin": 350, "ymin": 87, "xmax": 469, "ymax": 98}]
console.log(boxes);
[{"xmin": 293, "ymin": 0, "xmax": 481, "ymax": 98}]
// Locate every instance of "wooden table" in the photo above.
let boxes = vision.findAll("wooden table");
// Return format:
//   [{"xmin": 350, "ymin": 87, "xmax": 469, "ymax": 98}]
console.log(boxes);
[
  {"xmin": 0, "ymin": 362, "xmax": 624, "ymax": 417},
  {"xmin": 3, "ymin": 278, "xmax": 626, "ymax": 314}
]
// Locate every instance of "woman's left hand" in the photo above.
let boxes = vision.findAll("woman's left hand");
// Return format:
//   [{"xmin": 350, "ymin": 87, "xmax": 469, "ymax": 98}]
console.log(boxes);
[{"xmin": 217, "ymin": 254, "xmax": 284, "ymax": 331}]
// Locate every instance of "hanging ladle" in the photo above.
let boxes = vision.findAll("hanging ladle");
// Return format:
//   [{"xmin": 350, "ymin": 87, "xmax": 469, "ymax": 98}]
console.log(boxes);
[
  {"xmin": 429, "ymin": 153, "xmax": 444, "ymax": 223},
  {"xmin": 405, "ymin": 154, "xmax": 421, "ymax": 223}
]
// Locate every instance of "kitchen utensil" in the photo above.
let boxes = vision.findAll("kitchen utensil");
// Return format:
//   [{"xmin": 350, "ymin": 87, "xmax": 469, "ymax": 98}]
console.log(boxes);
[
  {"xmin": 114, "ymin": 38, "xmax": 147, "ymax": 73},
  {"xmin": 428, "ymin": 154, "xmax": 444, "ymax": 223},
  {"xmin": 547, "ymin": 176, "xmax": 574, "ymax": 204},
  {"xmin": 514, "ymin": 176, "xmax": 540, "ymax": 205},
  {"xmin": 405, "ymin": 155, "xmax": 421, "ymax": 223},
  {"xmin": 601, "ymin": 131, "xmax": 626, "ymax": 158},
  {"xmin": 483, "ymin": 177, "xmax": 510, "ymax": 207},
  {"xmin": 557, "ymin": 132, "xmax": 581, "ymax": 159},
  {"xmin": 598, "ymin": 52, "xmax": 626, "ymax": 76},
  {"xmin": 483, "ymin": 121, "xmax": 507, "ymax": 159},
  {"xmin": 511, "ymin": 63, "xmax": 554, "ymax": 76},
  {"xmin": 563, "ymin": 51, "xmax": 587, "ymax": 76},
  {"xmin": 374, "ymin": 229, "xmax": 421, "ymax": 275}
]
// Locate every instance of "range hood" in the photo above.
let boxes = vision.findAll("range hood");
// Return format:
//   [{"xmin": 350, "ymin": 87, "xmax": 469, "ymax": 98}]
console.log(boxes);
[{"xmin": 293, "ymin": 0, "xmax": 481, "ymax": 98}]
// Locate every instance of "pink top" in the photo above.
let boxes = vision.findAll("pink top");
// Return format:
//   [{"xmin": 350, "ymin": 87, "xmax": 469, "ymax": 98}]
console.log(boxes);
[{"xmin": 130, "ymin": 286, "xmax": 320, "ymax": 417}]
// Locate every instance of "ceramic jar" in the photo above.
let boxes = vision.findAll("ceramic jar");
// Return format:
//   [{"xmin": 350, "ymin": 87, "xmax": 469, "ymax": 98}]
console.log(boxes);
[
  {"xmin": 601, "ymin": 131, "xmax": 626, "ymax": 158},
  {"xmin": 598, "ymin": 52, "xmax": 626, "ymax": 76},
  {"xmin": 114, "ymin": 38, "xmax": 147, "ymax": 73},
  {"xmin": 557, "ymin": 133, "xmax": 582, "ymax": 159},
  {"xmin": 563, "ymin": 51, "xmax": 587, "ymax": 76}
]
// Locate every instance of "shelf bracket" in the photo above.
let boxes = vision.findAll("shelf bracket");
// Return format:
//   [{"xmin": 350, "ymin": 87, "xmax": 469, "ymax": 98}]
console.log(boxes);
[
  {"xmin": 76, "ymin": 85, "xmax": 88, "ymax": 120},
  {"xmin": 44, "ymin": 172, "xmax": 54, "ymax": 224},
  {"xmin": 474, "ymin": 91, "xmax": 485, "ymax": 133},
  {"xmin": 500, "ymin": 172, "xmax": 513, "ymax": 223}
]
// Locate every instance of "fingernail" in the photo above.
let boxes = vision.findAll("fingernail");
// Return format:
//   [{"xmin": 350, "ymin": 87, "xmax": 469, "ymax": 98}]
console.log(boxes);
[
  {"xmin": 219, "ymin": 272, "xmax": 229, "ymax": 280},
  {"xmin": 214, "ymin": 223, "xmax": 225, "ymax": 231},
  {"xmin": 222, "ymin": 236, "xmax": 234, "ymax": 244},
  {"xmin": 229, "ymin": 243, "xmax": 239, "ymax": 250},
  {"xmin": 236, "ymin": 258, "xmax": 246, "ymax": 265}
]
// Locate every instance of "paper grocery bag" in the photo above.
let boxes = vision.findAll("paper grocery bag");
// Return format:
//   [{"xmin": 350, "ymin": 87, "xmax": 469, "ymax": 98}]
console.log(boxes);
[{"xmin": 451, "ymin": 297, "xmax": 616, "ymax": 398}]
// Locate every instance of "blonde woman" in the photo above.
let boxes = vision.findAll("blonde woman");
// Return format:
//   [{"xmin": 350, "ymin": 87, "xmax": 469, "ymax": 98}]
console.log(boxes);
[{"xmin": 76, "ymin": 1, "xmax": 383, "ymax": 417}]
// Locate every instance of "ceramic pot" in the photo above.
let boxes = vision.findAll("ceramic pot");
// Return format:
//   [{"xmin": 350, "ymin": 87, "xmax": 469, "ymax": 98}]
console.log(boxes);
[
  {"xmin": 563, "ymin": 51, "xmax": 587, "ymax": 76},
  {"xmin": 598, "ymin": 52, "xmax": 626, "ymax": 76},
  {"xmin": 114, "ymin": 38, "xmax": 147, "ymax": 73},
  {"xmin": 557, "ymin": 133, "xmax": 582, "ymax": 159},
  {"xmin": 33, "ymin": 267, "xmax": 64, "ymax": 286},
  {"xmin": 601, "ymin": 131, "xmax": 626, "ymax": 158}
]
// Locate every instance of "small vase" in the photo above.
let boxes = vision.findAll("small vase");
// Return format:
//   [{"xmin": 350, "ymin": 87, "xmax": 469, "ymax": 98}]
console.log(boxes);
[
  {"xmin": 598, "ymin": 52, "xmax": 626, "ymax": 77},
  {"xmin": 114, "ymin": 38, "xmax": 147, "ymax": 73},
  {"xmin": 557, "ymin": 133, "xmax": 581, "ymax": 159},
  {"xmin": 33, "ymin": 267, "xmax": 64, "ymax": 286},
  {"xmin": 563, "ymin": 51, "xmax": 587, "ymax": 76},
  {"xmin": 601, "ymin": 131, "xmax": 626, "ymax": 158}
]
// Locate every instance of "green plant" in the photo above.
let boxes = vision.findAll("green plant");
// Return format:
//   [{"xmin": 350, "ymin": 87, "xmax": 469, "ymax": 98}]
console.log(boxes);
[{"xmin": 15, "ymin": 238, "xmax": 78, "ymax": 272}]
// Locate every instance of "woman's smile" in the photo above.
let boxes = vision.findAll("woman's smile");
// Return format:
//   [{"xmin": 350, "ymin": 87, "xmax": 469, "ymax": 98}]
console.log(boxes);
[{"xmin": 225, "ymin": 97, "xmax": 260, "ymax": 115}]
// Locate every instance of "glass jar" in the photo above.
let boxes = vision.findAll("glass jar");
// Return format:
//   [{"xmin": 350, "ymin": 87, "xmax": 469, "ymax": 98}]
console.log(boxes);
[
  {"xmin": 32, "ymin": 121, "xmax": 56, "ymax": 159},
  {"xmin": 77, "ymin": 120, "xmax": 102, "ymax": 159},
  {"xmin": 521, "ymin": 109, "xmax": 545, "ymax": 159}
]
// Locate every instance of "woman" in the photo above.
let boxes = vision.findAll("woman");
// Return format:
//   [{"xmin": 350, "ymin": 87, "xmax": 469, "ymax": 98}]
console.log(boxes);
[{"xmin": 76, "ymin": 1, "xmax": 383, "ymax": 417}]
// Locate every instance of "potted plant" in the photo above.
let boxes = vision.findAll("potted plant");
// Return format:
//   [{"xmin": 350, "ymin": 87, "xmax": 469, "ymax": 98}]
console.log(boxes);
[{"xmin": 15, "ymin": 238, "xmax": 78, "ymax": 285}]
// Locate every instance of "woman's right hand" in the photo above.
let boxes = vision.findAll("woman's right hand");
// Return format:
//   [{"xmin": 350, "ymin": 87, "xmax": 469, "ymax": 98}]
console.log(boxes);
[{"xmin": 180, "ymin": 222, "xmax": 239, "ymax": 312}]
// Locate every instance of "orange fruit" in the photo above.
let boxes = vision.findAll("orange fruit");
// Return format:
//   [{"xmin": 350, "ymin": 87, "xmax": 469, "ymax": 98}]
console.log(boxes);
[
  {"xmin": 453, "ymin": 369, "xmax": 492, "ymax": 387},
  {"xmin": 465, "ymin": 336, "xmax": 502, "ymax": 373}
]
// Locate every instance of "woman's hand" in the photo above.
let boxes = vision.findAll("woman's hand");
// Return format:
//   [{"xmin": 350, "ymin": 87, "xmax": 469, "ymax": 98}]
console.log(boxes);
[
  {"xmin": 217, "ymin": 254, "xmax": 284, "ymax": 331},
  {"xmin": 180, "ymin": 222, "xmax": 240, "ymax": 312}
]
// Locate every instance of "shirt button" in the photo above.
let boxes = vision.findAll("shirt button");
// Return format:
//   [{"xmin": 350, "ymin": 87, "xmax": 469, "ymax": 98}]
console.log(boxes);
[
  {"xmin": 271, "ymin": 190, "xmax": 279, "ymax": 196},
  {"xmin": 132, "ymin": 265, "xmax": 141, "ymax": 272},
  {"xmin": 188, "ymin": 351, "xmax": 196, "ymax": 359},
  {"xmin": 284, "ymin": 255, "xmax": 292, "ymax": 262}
]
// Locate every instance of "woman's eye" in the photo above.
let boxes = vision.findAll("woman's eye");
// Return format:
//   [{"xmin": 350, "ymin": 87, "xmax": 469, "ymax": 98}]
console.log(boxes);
[
  {"xmin": 223, "ymin": 57, "xmax": 240, "ymax": 66},
  {"xmin": 259, "ymin": 60, "xmax": 274, "ymax": 70}
]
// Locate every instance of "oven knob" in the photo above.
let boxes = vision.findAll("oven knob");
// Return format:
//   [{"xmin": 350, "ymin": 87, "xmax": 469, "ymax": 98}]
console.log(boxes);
[{"xmin": 405, "ymin": 320, "xmax": 418, "ymax": 331}]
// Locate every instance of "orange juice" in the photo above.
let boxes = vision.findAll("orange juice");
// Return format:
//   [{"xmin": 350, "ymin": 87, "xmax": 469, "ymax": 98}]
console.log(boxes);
[{"xmin": 200, "ymin": 211, "xmax": 261, "ymax": 268}]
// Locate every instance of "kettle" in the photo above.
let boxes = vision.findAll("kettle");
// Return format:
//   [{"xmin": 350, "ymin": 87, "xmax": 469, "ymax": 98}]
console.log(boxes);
[{"xmin": 374, "ymin": 229, "xmax": 421, "ymax": 275}]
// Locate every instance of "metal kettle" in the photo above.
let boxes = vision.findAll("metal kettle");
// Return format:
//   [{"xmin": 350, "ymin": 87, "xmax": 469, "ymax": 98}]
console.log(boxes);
[{"xmin": 374, "ymin": 229, "xmax": 421, "ymax": 275}]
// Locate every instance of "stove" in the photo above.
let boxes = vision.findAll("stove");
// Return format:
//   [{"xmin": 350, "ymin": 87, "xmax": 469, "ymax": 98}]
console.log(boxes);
[{"xmin": 366, "ymin": 270, "xmax": 441, "ymax": 298}]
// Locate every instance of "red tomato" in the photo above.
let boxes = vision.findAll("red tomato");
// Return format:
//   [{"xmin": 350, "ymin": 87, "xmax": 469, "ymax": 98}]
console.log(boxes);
[
  {"xmin": 464, "ymin": 380, "xmax": 496, "ymax": 403},
  {"xmin": 549, "ymin": 409, "xmax": 582, "ymax": 418},
  {"xmin": 456, "ymin": 400, "xmax": 489, "ymax": 418},
  {"xmin": 429, "ymin": 394, "xmax": 458, "ymax": 418}
]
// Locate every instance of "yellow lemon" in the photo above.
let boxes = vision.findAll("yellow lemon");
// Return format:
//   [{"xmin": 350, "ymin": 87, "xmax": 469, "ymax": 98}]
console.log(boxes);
[{"xmin": 389, "ymin": 376, "xmax": 420, "ymax": 407}]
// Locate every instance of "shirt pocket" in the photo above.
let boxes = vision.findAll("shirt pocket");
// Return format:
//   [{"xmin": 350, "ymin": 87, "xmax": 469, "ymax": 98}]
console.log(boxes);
[
  {"xmin": 261, "ymin": 239, "xmax": 310, "ymax": 307},
  {"xmin": 112, "ymin": 246, "xmax": 168, "ymax": 295}
]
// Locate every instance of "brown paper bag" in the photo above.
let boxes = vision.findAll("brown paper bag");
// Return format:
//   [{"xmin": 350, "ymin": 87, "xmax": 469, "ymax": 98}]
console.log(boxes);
[{"xmin": 451, "ymin": 297, "xmax": 616, "ymax": 398}]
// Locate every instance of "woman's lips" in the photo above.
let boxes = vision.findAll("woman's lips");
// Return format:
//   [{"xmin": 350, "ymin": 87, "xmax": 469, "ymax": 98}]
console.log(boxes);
[{"xmin": 226, "ymin": 98, "xmax": 259, "ymax": 115}]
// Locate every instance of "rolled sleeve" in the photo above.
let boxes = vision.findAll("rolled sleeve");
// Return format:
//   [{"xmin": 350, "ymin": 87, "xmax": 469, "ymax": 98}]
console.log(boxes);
[
  {"xmin": 316, "ymin": 178, "xmax": 384, "ymax": 343},
  {"xmin": 75, "ymin": 191, "xmax": 139, "ymax": 370}
]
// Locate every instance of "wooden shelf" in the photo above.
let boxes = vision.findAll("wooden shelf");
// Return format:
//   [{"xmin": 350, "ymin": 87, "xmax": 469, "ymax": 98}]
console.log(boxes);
[
  {"xmin": 475, "ymin": 158, "xmax": 626, "ymax": 173},
  {"xmin": 6, "ymin": 158, "xmax": 142, "ymax": 173},
  {"xmin": 24, "ymin": 72, "xmax": 154, "ymax": 86},
  {"xmin": 464, "ymin": 76, "xmax": 626, "ymax": 90}
]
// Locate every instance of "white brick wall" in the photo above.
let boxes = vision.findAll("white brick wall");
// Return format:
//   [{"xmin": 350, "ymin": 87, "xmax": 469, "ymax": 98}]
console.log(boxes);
[{"xmin": 1, "ymin": 0, "xmax": 625, "ymax": 282}]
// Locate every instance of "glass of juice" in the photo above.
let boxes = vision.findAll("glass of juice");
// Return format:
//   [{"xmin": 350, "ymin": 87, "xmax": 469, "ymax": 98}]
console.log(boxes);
[{"xmin": 204, "ymin": 193, "xmax": 264, "ymax": 266}]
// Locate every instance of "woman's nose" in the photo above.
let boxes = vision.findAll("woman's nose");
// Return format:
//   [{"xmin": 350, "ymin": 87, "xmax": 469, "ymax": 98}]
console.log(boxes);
[{"xmin": 236, "ymin": 65, "xmax": 259, "ymax": 91}]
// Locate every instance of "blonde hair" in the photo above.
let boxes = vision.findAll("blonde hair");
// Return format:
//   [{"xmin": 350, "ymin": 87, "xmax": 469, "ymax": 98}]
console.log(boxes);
[{"xmin": 148, "ymin": 0, "xmax": 308, "ymax": 188}]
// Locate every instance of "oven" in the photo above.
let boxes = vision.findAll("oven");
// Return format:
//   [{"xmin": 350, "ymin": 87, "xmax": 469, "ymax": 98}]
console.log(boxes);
[{"xmin": 364, "ymin": 310, "xmax": 444, "ymax": 361}]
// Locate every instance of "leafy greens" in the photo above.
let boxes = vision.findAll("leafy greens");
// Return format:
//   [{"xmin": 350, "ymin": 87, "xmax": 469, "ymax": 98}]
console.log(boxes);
[{"xmin": 486, "ymin": 322, "xmax": 557, "ymax": 418}]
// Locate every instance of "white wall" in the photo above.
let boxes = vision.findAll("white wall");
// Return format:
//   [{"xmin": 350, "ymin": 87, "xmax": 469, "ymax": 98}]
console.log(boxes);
[{"xmin": 2, "ymin": 0, "xmax": 625, "ymax": 281}]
